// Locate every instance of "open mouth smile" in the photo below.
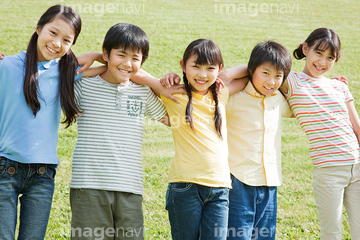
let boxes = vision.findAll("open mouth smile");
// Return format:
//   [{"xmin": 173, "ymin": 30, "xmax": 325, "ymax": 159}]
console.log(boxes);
[
  {"xmin": 195, "ymin": 79, "xmax": 208, "ymax": 85},
  {"xmin": 314, "ymin": 64, "xmax": 325, "ymax": 72},
  {"xmin": 46, "ymin": 46, "xmax": 58, "ymax": 54},
  {"xmin": 119, "ymin": 69, "xmax": 131, "ymax": 75}
]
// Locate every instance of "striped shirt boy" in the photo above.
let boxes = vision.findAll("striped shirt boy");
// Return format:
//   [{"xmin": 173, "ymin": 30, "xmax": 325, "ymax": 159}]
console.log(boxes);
[{"xmin": 70, "ymin": 75, "xmax": 167, "ymax": 195}]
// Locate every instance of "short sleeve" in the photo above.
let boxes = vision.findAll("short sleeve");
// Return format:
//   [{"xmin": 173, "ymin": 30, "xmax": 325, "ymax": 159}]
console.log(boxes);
[
  {"xmin": 219, "ymin": 86, "xmax": 229, "ymax": 106},
  {"xmin": 74, "ymin": 78, "xmax": 82, "ymax": 103},
  {"xmin": 285, "ymin": 71, "xmax": 297, "ymax": 98},
  {"xmin": 341, "ymin": 81, "xmax": 354, "ymax": 103},
  {"xmin": 144, "ymin": 88, "xmax": 167, "ymax": 121},
  {"xmin": 279, "ymin": 94, "xmax": 293, "ymax": 118},
  {"xmin": 226, "ymin": 93, "xmax": 236, "ymax": 117},
  {"xmin": 0, "ymin": 58, "xmax": 4, "ymax": 74},
  {"xmin": 75, "ymin": 65, "xmax": 83, "ymax": 82}
]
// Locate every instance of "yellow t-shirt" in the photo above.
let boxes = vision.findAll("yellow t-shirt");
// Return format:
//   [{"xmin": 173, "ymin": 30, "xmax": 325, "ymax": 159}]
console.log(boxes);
[{"xmin": 161, "ymin": 86, "xmax": 231, "ymax": 188}]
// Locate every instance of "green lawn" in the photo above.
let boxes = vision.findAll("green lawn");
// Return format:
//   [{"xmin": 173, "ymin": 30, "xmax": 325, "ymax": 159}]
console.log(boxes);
[{"xmin": 1, "ymin": 0, "xmax": 360, "ymax": 239}]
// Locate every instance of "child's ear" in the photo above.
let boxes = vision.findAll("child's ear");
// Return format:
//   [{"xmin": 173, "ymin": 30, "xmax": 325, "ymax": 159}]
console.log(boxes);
[
  {"xmin": 219, "ymin": 65, "xmax": 223, "ymax": 72},
  {"xmin": 35, "ymin": 26, "xmax": 41, "ymax": 35},
  {"xmin": 180, "ymin": 60, "xmax": 186, "ymax": 73},
  {"xmin": 302, "ymin": 42, "xmax": 309, "ymax": 56},
  {"xmin": 102, "ymin": 49, "xmax": 109, "ymax": 62}
]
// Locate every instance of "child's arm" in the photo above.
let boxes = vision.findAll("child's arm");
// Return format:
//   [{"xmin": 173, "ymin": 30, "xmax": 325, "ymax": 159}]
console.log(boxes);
[
  {"xmin": 131, "ymin": 69, "xmax": 186, "ymax": 103},
  {"xmin": 76, "ymin": 52, "xmax": 107, "ymax": 77},
  {"xmin": 160, "ymin": 66, "xmax": 249, "ymax": 96},
  {"xmin": 76, "ymin": 52, "xmax": 105, "ymax": 74},
  {"xmin": 217, "ymin": 65, "xmax": 248, "ymax": 84},
  {"xmin": 158, "ymin": 113, "xmax": 171, "ymax": 127},
  {"xmin": 279, "ymin": 79, "xmax": 289, "ymax": 95},
  {"xmin": 160, "ymin": 64, "xmax": 248, "ymax": 89},
  {"xmin": 160, "ymin": 72, "xmax": 182, "ymax": 88},
  {"xmin": 217, "ymin": 65, "xmax": 249, "ymax": 96},
  {"xmin": 82, "ymin": 65, "xmax": 107, "ymax": 78},
  {"xmin": 226, "ymin": 77, "xmax": 249, "ymax": 96},
  {"xmin": 346, "ymin": 100, "xmax": 360, "ymax": 143}
]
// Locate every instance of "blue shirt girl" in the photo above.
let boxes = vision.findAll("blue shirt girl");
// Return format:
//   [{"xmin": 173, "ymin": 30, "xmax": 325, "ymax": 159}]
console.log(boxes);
[{"xmin": 0, "ymin": 5, "xmax": 82, "ymax": 239}]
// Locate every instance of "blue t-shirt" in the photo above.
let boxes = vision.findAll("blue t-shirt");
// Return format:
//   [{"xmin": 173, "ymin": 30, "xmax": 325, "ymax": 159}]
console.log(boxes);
[{"xmin": 0, "ymin": 50, "xmax": 81, "ymax": 164}]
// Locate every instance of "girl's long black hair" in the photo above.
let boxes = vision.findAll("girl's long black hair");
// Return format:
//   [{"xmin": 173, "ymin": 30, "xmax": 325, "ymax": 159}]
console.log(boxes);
[
  {"xmin": 182, "ymin": 39, "xmax": 224, "ymax": 139},
  {"xmin": 24, "ymin": 5, "xmax": 82, "ymax": 128}
]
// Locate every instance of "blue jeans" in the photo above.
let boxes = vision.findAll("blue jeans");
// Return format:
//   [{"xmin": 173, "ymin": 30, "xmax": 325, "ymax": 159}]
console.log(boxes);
[
  {"xmin": 0, "ymin": 156, "xmax": 56, "ymax": 240},
  {"xmin": 166, "ymin": 182, "xmax": 229, "ymax": 240},
  {"xmin": 227, "ymin": 176, "xmax": 277, "ymax": 240}
]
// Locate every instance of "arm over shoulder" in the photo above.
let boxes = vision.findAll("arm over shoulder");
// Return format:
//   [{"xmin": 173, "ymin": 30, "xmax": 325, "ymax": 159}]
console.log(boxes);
[{"xmin": 145, "ymin": 87, "xmax": 167, "ymax": 121}]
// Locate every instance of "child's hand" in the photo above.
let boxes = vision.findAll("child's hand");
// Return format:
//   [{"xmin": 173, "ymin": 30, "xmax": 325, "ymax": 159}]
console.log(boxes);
[
  {"xmin": 217, "ymin": 70, "xmax": 228, "ymax": 84},
  {"xmin": 331, "ymin": 76, "xmax": 348, "ymax": 85},
  {"xmin": 160, "ymin": 72, "xmax": 181, "ymax": 88},
  {"xmin": 0, "ymin": 53, "xmax": 6, "ymax": 62},
  {"xmin": 158, "ymin": 83, "xmax": 186, "ymax": 103},
  {"xmin": 216, "ymin": 78, "xmax": 225, "ymax": 93},
  {"xmin": 77, "ymin": 59, "xmax": 93, "ymax": 75},
  {"xmin": 76, "ymin": 52, "xmax": 104, "ymax": 75}
]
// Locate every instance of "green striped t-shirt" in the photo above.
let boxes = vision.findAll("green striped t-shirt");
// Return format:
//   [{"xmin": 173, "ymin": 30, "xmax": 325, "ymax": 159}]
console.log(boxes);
[{"xmin": 70, "ymin": 76, "xmax": 166, "ymax": 195}]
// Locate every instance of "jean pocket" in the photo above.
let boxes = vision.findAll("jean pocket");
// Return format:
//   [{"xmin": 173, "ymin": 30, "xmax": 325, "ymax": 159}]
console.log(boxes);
[
  {"xmin": 166, "ymin": 183, "xmax": 194, "ymax": 210},
  {"xmin": 170, "ymin": 182, "xmax": 193, "ymax": 192},
  {"xmin": 0, "ymin": 158, "xmax": 17, "ymax": 177}
]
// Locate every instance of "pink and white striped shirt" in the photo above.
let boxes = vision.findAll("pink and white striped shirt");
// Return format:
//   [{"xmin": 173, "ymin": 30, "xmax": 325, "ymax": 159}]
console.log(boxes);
[{"xmin": 286, "ymin": 71, "xmax": 360, "ymax": 167}]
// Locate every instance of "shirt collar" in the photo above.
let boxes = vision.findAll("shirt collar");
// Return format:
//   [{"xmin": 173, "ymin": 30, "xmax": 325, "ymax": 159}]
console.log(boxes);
[
  {"xmin": 18, "ymin": 50, "xmax": 57, "ymax": 69},
  {"xmin": 244, "ymin": 81, "xmax": 277, "ymax": 98}
]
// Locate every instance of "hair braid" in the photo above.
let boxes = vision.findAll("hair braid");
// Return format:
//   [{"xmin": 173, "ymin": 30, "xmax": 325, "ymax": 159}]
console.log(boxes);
[
  {"xmin": 210, "ymin": 83, "xmax": 222, "ymax": 139},
  {"xmin": 183, "ymin": 72, "xmax": 194, "ymax": 130}
]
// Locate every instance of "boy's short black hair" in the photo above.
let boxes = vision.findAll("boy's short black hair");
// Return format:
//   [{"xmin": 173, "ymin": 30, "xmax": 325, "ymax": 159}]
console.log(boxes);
[
  {"xmin": 102, "ymin": 23, "xmax": 149, "ymax": 64},
  {"xmin": 248, "ymin": 41, "xmax": 292, "ymax": 84}
]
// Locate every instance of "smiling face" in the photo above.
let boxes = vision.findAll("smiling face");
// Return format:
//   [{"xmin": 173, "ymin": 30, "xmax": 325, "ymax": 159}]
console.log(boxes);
[
  {"xmin": 36, "ymin": 17, "xmax": 75, "ymax": 62},
  {"xmin": 302, "ymin": 42, "xmax": 336, "ymax": 78},
  {"xmin": 252, "ymin": 63, "xmax": 284, "ymax": 96},
  {"xmin": 101, "ymin": 48, "xmax": 142, "ymax": 84},
  {"xmin": 181, "ymin": 55, "xmax": 221, "ymax": 95}
]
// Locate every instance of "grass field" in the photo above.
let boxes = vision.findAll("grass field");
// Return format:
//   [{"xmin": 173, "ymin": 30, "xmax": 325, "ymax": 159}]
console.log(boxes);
[{"xmin": 1, "ymin": 0, "xmax": 360, "ymax": 239}]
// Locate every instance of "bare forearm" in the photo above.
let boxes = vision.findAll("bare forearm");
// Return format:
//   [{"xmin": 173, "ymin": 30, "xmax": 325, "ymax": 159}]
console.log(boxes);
[
  {"xmin": 218, "ymin": 65, "xmax": 248, "ymax": 83},
  {"xmin": 347, "ymin": 100, "xmax": 360, "ymax": 143},
  {"xmin": 82, "ymin": 65, "xmax": 107, "ymax": 78},
  {"xmin": 158, "ymin": 113, "xmax": 171, "ymax": 127},
  {"xmin": 131, "ymin": 69, "xmax": 161, "ymax": 96},
  {"xmin": 227, "ymin": 77, "xmax": 249, "ymax": 96}
]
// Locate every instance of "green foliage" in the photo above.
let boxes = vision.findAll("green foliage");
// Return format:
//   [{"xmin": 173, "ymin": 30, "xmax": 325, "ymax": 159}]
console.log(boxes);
[{"xmin": 1, "ymin": 0, "xmax": 359, "ymax": 239}]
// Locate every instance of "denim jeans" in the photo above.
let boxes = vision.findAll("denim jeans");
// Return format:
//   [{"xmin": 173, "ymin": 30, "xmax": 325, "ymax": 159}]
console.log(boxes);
[
  {"xmin": 166, "ymin": 182, "xmax": 229, "ymax": 240},
  {"xmin": 227, "ymin": 175, "xmax": 277, "ymax": 240},
  {"xmin": 0, "ymin": 156, "xmax": 56, "ymax": 240}
]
